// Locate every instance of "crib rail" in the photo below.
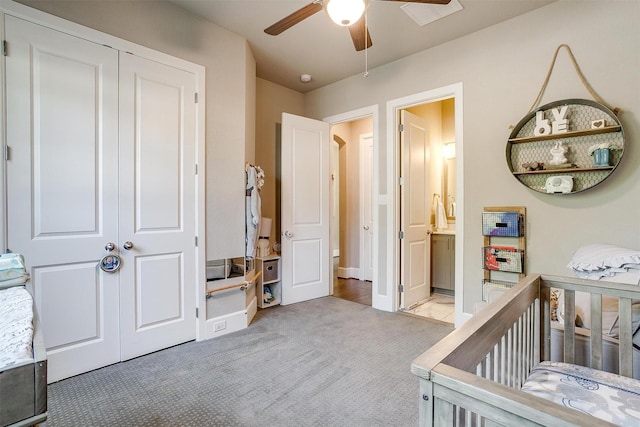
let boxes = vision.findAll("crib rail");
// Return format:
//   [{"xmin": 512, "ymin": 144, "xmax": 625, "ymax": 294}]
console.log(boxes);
[
  {"xmin": 412, "ymin": 273, "xmax": 639, "ymax": 426},
  {"xmin": 541, "ymin": 275, "xmax": 638, "ymax": 377}
]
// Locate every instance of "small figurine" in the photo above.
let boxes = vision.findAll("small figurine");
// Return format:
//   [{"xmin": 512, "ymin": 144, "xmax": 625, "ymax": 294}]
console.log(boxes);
[
  {"xmin": 522, "ymin": 161, "xmax": 545, "ymax": 171},
  {"xmin": 549, "ymin": 141, "xmax": 568, "ymax": 166}
]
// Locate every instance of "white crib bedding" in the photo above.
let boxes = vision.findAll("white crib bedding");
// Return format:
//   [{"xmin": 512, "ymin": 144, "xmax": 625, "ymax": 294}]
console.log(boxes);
[
  {"xmin": 0, "ymin": 286, "xmax": 35, "ymax": 370},
  {"xmin": 522, "ymin": 361, "xmax": 640, "ymax": 426}
]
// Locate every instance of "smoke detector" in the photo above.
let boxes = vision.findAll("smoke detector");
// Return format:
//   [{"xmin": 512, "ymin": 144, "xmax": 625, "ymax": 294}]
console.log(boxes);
[{"xmin": 300, "ymin": 73, "xmax": 312, "ymax": 83}]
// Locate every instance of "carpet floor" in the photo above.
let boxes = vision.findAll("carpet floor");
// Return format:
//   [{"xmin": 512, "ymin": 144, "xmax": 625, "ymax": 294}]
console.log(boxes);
[{"xmin": 43, "ymin": 296, "xmax": 454, "ymax": 427}]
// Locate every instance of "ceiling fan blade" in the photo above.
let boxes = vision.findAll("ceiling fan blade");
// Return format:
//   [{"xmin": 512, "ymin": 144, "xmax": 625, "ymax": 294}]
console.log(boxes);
[
  {"xmin": 379, "ymin": 0, "xmax": 452, "ymax": 4},
  {"xmin": 348, "ymin": 16, "xmax": 372, "ymax": 52},
  {"xmin": 264, "ymin": 2, "xmax": 323, "ymax": 35}
]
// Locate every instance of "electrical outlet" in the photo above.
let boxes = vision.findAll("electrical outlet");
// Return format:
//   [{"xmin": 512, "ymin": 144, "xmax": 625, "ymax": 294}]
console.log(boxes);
[{"xmin": 213, "ymin": 321, "xmax": 226, "ymax": 332}]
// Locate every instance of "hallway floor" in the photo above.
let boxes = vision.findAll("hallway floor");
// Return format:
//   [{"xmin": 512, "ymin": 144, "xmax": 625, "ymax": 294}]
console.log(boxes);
[
  {"xmin": 333, "ymin": 277, "xmax": 372, "ymax": 306},
  {"xmin": 332, "ymin": 258, "xmax": 454, "ymax": 324}
]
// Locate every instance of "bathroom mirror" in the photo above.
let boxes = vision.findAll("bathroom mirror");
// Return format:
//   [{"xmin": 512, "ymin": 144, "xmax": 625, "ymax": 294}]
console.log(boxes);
[{"xmin": 442, "ymin": 142, "xmax": 456, "ymax": 220}]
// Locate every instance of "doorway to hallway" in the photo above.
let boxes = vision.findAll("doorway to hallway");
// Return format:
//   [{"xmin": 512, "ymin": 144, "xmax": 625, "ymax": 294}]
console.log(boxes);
[
  {"xmin": 333, "ymin": 257, "xmax": 371, "ymax": 306},
  {"xmin": 329, "ymin": 114, "xmax": 374, "ymax": 305}
]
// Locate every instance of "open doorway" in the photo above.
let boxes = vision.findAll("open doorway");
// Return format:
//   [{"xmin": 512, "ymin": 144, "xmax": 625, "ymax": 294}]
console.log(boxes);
[
  {"xmin": 387, "ymin": 83, "xmax": 463, "ymax": 325},
  {"xmin": 329, "ymin": 116, "xmax": 374, "ymax": 306},
  {"xmin": 399, "ymin": 100, "xmax": 455, "ymax": 323}
]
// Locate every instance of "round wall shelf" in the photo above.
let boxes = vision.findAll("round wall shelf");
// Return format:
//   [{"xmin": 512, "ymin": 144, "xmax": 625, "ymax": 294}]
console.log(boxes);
[{"xmin": 506, "ymin": 99, "xmax": 624, "ymax": 194}]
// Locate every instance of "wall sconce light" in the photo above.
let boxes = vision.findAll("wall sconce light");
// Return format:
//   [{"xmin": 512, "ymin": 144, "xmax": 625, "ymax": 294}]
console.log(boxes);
[
  {"xmin": 443, "ymin": 142, "xmax": 456, "ymax": 160},
  {"xmin": 326, "ymin": 0, "xmax": 367, "ymax": 26}
]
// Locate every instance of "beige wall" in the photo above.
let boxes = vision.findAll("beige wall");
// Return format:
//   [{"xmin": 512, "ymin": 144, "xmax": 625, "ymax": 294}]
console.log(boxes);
[
  {"xmin": 304, "ymin": 0, "xmax": 640, "ymax": 314},
  {"xmin": 19, "ymin": 0, "xmax": 256, "ymax": 262},
  {"xmin": 255, "ymin": 78, "xmax": 304, "ymax": 247}
]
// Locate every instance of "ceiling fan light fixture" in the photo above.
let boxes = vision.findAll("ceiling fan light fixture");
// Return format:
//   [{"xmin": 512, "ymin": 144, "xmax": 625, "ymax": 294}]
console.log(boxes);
[{"xmin": 326, "ymin": 0, "xmax": 366, "ymax": 27}]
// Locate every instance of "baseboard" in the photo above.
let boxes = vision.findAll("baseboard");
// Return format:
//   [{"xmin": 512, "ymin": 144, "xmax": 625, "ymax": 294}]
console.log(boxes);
[
  {"xmin": 205, "ymin": 309, "xmax": 249, "ymax": 339},
  {"xmin": 337, "ymin": 266, "xmax": 360, "ymax": 279}
]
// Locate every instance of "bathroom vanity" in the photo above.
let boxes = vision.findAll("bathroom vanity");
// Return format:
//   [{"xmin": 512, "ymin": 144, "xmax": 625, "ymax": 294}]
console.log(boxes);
[{"xmin": 431, "ymin": 231, "xmax": 455, "ymax": 295}]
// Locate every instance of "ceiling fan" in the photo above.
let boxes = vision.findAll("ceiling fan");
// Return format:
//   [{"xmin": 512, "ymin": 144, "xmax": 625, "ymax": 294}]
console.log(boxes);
[{"xmin": 264, "ymin": 0, "xmax": 452, "ymax": 52}]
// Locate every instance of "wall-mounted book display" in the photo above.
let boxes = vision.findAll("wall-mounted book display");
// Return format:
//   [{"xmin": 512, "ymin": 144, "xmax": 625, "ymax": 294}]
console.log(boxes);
[
  {"xmin": 506, "ymin": 45, "xmax": 624, "ymax": 195},
  {"xmin": 481, "ymin": 206, "xmax": 526, "ymax": 302}
]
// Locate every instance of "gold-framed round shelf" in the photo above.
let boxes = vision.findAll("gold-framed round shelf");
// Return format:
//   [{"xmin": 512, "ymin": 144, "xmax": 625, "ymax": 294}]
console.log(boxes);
[{"xmin": 506, "ymin": 99, "xmax": 624, "ymax": 194}]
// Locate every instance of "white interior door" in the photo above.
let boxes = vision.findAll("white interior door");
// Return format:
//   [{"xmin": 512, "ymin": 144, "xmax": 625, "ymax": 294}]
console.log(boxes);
[
  {"xmin": 400, "ymin": 110, "xmax": 431, "ymax": 309},
  {"xmin": 360, "ymin": 134, "xmax": 374, "ymax": 281},
  {"xmin": 280, "ymin": 113, "xmax": 331, "ymax": 305},
  {"xmin": 118, "ymin": 53, "xmax": 197, "ymax": 360},
  {"xmin": 5, "ymin": 15, "xmax": 120, "ymax": 382}
]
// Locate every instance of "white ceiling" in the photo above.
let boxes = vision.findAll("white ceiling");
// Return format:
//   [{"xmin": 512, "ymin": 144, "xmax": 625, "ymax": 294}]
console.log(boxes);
[{"xmin": 169, "ymin": 0, "xmax": 555, "ymax": 93}]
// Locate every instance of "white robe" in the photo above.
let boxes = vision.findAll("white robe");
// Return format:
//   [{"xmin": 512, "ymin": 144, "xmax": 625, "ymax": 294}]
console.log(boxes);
[{"xmin": 245, "ymin": 166, "xmax": 261, "ymax": 258}]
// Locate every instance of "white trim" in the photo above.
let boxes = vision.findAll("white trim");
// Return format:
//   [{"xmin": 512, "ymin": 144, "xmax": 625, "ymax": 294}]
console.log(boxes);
[
  {"xmin": 0, "ymin": 11, "xmax": 6, "ymax": 254},
  {"xmin": 323, "ymin": 105, "xmax": 381, "ymax": 309},
  {"xmin": 205, "ymin": 308, "xmax": 251, "ymax": 339},
  {"xmin": 0, "ymin": 0, "xmax": 209, "ymax": 337},
  {"xmin": 385, "ymin": 83, "xmax": 465, "ymax": 325},
  {"xmin": 337, "ymin": 266, "xmax": 360, "ymax": 280}
]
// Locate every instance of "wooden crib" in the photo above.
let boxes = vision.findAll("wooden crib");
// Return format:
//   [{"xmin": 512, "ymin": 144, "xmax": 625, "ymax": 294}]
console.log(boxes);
[{"xmin": 411, "ymin": 274, "xmax": 640, "ymax": 426}]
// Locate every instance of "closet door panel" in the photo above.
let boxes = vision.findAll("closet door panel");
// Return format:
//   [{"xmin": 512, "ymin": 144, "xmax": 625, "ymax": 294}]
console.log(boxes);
[
  {"xmin": 5, "ymin": 15, "xmax": 120, "ymax": 383},
  {"xmin": 118, "ymin": 53, "xmax": 197, "ymax": 360}
]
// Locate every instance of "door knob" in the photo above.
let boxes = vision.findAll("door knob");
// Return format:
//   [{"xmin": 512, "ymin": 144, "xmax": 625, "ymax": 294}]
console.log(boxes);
[
  {"xmin": 105, "ymin": 242, "xmax": 116, "ymax": 252},
  {"xmin": 283, "ymin": 230, "xmax": 294, "ymax": 239},
  {"xmin": 363, "ymin": 225, "xmax": 370, "ymax": 230},
  {"xmin": 123, "ymin": 241, "xmax": 134, "ymax": 250}
]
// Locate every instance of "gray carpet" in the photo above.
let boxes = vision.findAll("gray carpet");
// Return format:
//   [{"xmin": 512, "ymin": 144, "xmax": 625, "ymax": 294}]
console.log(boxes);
[{"xmin": 43, "ymin": 297, "xmax": 453, "ymax": 427}]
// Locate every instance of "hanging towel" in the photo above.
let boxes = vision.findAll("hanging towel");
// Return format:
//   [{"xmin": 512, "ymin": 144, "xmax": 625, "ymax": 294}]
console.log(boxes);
[{"xmin": 435, "ymin": 196, "xmax": 447, "ymax": 230}]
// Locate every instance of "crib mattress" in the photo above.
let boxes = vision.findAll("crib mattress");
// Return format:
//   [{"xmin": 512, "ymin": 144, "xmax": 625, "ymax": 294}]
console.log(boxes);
[
  {"xmin": 522, "ymin": 361, "xmax": 640, "ymax": 426},
  {"xmin": 0, "ymin": 286, "xmax": 34, "ymax": 370}
]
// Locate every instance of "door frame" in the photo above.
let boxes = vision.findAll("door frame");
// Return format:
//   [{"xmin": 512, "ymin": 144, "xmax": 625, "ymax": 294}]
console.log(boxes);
[
  {"xmin": 386, "ymin": 83, "xmax": 466, "ymax": 326},
  {"xmin": 323, "ymin": 105, "xmax": 379, "ymax": 307},
  {"xmin": 0, "ymin": 0, "xmax": 207, "ymax": 338}
]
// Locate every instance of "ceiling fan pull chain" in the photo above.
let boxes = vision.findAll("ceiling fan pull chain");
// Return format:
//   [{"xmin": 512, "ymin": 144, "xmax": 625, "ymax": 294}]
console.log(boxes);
[{"xmin": 364, "ymin": 8, "xmax": 369, "ymax": 77}]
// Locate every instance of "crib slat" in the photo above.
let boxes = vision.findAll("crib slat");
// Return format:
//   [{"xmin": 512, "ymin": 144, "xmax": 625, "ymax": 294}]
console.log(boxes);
[
  {"xmin": 619, "ymin": 297, "xmax": 633, "ymax": 378},
  {"xmin": 540, "ymin": 286, "xmax": 550, "ymax": 362},
  {"xmin": 563, "ymin": 290, "xmax": 576, "ymax": 364},
  {"xmin": 589, "ymin": 293, "xmax": 603, "ymax": 371}
]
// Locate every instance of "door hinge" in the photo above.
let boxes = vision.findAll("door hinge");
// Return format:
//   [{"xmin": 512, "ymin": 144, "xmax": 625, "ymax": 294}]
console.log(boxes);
[
  {"xmin": 399, "ymin": 123, "xmax": 404, "ymax": 132},
  {"xmin": 194, "ymin": 92, "xmax": 198, "ymax": 103},
  {"xmin": 399, "ymin": 284, "xmax": 404, "ymax": 292},
  {"xmin": 398, "ymin": 176, "xmax": 404, "ymax": 186},
  {"xmin": 4, "ymin": 146, "xmax": 10, "ymax": 161},
  {"xmin": 195, "ymin": 307, "xmax": 199, "ymax": 318},
  {"xmin": 2, "ymin": 40, "xmax": 7, "ymax": 56},
  {"xmin": 194, "ymin": 236, "xmax": 198, "ymax": 247},
  {"xmin": 399, "ymin": 230, "xmax": 404, "ymax": 239}
]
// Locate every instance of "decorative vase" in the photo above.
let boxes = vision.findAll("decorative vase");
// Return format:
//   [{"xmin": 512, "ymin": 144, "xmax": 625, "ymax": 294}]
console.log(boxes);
[{"xmin": 593, "ymin": 148, "xmax": 610, "ymax": 167}]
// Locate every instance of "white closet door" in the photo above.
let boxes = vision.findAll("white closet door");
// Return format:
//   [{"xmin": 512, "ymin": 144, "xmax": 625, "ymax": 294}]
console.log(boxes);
[
  {"xmin": 5, "ymin": 15, "xmax": 120, "ymax": 382},
  {"xmin": 118, "ymin": 53, "xmax": 197, "ymax": 360}
]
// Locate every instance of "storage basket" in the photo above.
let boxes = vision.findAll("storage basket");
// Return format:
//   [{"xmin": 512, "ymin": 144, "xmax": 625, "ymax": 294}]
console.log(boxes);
[
  {"xmin": 263, "ymin": 259, "xmax": 279, "ymax": 283},
  {"xmin": 482, "ymin": 279, "xmax": 516, "ymax": 302},
  {"xmin": 483, "ymin": 246, "xmax": 524, "ymax": 273},
  {"xmin": 482, "ymin": 212, "xmax": 524, "ymax": 237}
]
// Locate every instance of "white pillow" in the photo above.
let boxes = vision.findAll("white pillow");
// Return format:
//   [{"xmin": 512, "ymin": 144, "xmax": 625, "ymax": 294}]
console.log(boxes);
[{"xmin": 567, "ymin": 244, "xmax": 640, "ymax": 272}]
